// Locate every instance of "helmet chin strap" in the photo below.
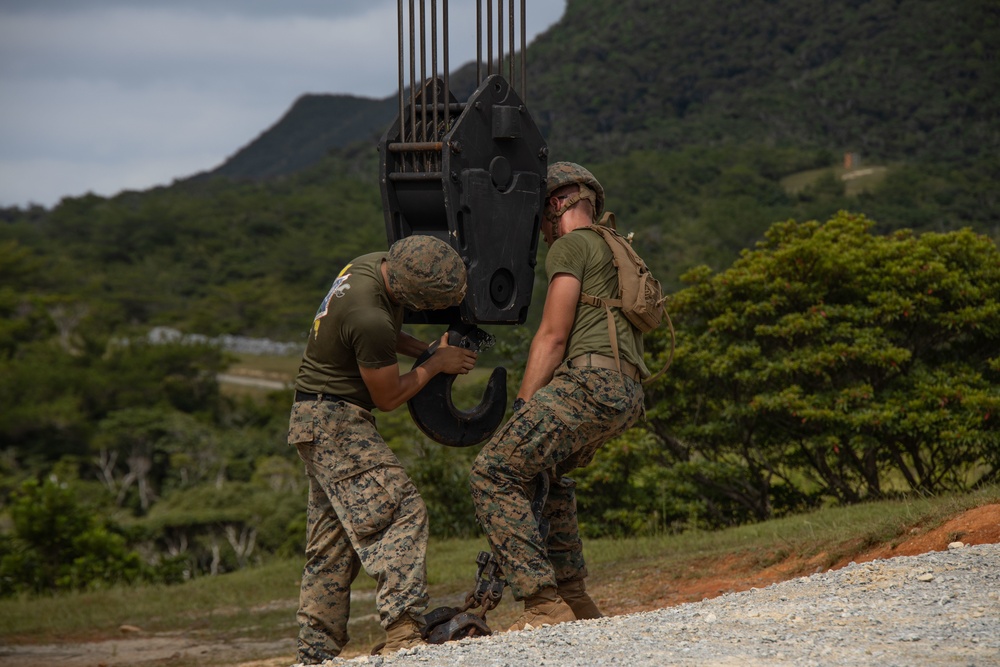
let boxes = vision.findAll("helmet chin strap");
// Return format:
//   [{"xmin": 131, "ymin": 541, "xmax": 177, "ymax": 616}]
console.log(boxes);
[{"xmin": 544, "ymin": 184, "xmax": 599, "ymax": 237}]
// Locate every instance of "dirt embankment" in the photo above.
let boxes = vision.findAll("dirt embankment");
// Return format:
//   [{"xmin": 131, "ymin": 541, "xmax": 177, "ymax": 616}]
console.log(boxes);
[{"xmin": 599, "ymin": 504, "xmax": 1000, "ymax": 617}]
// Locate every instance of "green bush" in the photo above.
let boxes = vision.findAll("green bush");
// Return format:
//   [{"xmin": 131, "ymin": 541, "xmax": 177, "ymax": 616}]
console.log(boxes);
[
  {"xmin": 643, "ymin": 212, "xmax": 1000, "ymax": 516},
  {"xmin": 0, "ymin": 478, "xmax": 173, "ymax": 596}
]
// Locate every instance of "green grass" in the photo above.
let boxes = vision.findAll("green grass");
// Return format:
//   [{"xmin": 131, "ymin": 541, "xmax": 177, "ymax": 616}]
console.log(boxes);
[{"xmin": 2, "ymin": 485, "xmax": 997, "ymax": 662}]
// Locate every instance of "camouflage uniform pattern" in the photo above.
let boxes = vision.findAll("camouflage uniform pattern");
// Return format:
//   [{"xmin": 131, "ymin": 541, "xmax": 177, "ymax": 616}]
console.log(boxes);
[
  {"xmin": 385, "ymin": 235, "xmax": 467, "ymax": 311},
  {"xmin": 290, "ymin": 398, "xmax": 429, "ymax": 663},
  {"xmin": 469, "ymin": 364, "xmax": 643, "ymax": 600}
]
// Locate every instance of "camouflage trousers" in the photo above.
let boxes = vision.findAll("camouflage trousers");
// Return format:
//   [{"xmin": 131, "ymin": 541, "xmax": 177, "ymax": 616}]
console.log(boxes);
[
  {"xmin": 289, "ymin": 398, "xmax": 429, "ymax": 663},
  {"xmin": 469, "ymin": 364, "xmax": 643, "ymax": 600}
]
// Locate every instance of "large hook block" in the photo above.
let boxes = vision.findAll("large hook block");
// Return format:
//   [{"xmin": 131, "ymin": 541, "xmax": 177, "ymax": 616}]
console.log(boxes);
[{"xmin": 379, "ymin": 74, "xmax": 547, "ymax": 327}]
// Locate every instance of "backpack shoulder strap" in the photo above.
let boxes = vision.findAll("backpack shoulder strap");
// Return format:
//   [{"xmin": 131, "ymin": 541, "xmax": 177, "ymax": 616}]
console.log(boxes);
[
  {"xmin": 579, "ymin": 292, "xmax": 622, "ymax": 309},
  {"xmin": 578, "ymin": 225, "xmax": 624, "ymax": 310},
  {"xmin": 576, "ymin": 226, "xmax": 627, "ymax": 374},
  {"xmin": 576, "ymin": 224, "xmax": 676, "ymax": 385}
]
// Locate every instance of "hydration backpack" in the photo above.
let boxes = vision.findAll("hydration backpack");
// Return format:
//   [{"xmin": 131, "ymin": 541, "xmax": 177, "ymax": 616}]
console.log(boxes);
[{"xmin": 579, "ymin": 222, "xmax": 674, "ymax": 384}]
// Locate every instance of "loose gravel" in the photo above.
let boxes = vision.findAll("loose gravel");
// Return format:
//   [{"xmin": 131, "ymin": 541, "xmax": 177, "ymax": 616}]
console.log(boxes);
[{"xmin": 315, "ymin": 542, "xmax": 1000, "ymax": 667}]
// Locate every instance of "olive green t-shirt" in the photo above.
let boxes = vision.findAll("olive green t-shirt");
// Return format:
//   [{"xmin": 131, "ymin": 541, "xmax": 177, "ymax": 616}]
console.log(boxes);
[
  {"xmin": 294, "ymin": 252, "xmax": 404, "ymax": 410},
  {"xmin": 545, "ymin": 227, "xmax": 649, "ymax": 377}
]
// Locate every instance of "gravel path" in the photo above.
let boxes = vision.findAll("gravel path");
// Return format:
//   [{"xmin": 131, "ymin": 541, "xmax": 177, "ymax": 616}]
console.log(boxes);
[{"xmin": 319, "ymin": 543, "xmax": 1000, "ymax": 667}]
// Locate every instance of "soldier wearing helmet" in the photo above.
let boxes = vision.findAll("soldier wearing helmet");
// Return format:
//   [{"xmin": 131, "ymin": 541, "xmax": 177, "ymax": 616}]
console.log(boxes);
[
  {"xmin": 542, "ymin": 161, "xmax": 606, "ymax": 244},
  {"xmin": 290, "ymin": 235, "xmax": 478, "ymax": 662},
  {"xmin": 471, "ymin": 162, "xmax": 647, "ymax": 631}
]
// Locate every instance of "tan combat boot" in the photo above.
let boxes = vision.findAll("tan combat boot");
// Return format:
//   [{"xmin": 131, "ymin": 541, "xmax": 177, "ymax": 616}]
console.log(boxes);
[
  {"xmin": 557, "ymin": 578, "xmax": 604, "ymax": 619},
  {"xmin": 507, "ymin": 586, "xmax": 576, "ymax": 632},
  {"xmin": 377, "ymin": 613, "xmax": 425, "ymax": 655}
]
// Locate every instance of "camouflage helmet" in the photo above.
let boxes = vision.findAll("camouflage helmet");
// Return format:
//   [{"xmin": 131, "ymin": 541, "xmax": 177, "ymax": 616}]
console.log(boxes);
[
  {"xmin": 546, "ymin": 161, "xmax": 605, "ymax": 219},
  {"xmin": 385, "ymin": 235, "xmax": 467, "ymax": 310}
]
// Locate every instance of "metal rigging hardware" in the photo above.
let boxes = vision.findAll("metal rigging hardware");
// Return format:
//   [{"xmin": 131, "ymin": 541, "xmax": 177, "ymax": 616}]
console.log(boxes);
[{"xmin": 378, "ymin": 1, "xmax": 547, "ymax": 447}]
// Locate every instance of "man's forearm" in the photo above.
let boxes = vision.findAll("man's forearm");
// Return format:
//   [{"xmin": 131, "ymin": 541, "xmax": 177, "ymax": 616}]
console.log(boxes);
[{"xmin": 363, "ymin": 356, "xmax": 443, "ymax": 412}]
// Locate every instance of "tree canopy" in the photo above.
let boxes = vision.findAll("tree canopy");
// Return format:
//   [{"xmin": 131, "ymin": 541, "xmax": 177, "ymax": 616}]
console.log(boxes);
[{"xmin": 635, "ymin": 212, "xmax": 999, "ymax": 528}]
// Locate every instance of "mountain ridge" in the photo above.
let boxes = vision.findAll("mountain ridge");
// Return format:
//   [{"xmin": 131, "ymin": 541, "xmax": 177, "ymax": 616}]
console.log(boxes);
[{"xmin": 202, "ymin": 0, "xmax": 998, "ymax": 182}]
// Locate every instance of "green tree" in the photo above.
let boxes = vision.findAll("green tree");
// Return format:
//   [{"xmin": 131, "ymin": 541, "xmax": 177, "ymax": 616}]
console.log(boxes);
[
  {"xmin": 574, "ymin": 428, "xmax": 774, "ymax": 535},
  {"xmin": 0, "ymin": 477, "xmax": 150, "ymax": 596},
  {"xmin": 644, "ymin": 212, "xmax": 1000, "ymax": 518},
  {"xmin": 139, "ymin": 479, "xmax": 304, "ymax": 576},
  {"xmin": 93, "ymin": 407, "xmax": 216, "ymax": 513}
]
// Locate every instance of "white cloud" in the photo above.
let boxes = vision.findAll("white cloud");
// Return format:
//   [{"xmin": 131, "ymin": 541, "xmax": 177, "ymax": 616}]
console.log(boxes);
[{"xmin": 0, "ymin": 1, "xmax": 567, "ymax": 208}]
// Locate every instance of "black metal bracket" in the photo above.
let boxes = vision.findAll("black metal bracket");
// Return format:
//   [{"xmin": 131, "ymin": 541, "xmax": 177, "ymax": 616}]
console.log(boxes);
[{"xmin": 407, "ymin": 324, "xmax": 507, "ymax": 447}]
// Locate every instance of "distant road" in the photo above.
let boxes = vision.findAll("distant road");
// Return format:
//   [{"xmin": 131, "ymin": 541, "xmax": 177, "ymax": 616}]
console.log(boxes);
[{"xmin": 216, "ymin": 373, "xmax": 288, "ymax": 391}]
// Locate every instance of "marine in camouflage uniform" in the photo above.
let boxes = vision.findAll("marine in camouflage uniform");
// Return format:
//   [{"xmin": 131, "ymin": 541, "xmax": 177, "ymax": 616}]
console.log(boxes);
[
  {"xmin": 470, "ymin": 162, "xmax": 648, "ymax": 630},
  {"xmin": 289, "ymin": 236, "xmax": 477, "ymax": 663}
]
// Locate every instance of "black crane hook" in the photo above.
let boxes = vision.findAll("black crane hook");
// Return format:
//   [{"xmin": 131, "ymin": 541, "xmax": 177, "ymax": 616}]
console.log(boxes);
[{"xmin": 407, "ymin": 324, "xmax": 507, "ymax": 447}]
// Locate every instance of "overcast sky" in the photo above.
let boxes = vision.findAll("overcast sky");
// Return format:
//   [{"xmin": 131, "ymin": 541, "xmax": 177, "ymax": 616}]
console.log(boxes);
[{"xmin": 0, "ymin": 0, "xmax": 566, "ymax": 209}]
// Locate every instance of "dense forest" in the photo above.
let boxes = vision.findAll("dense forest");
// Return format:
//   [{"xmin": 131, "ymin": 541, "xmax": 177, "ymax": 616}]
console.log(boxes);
[
  {"xmin": 1, "ymin": 0, "xmax": 998, "ymax": 595},
  {"xmin": 527, "ymin": 0, "xmax": 998, "ymax": 164}
]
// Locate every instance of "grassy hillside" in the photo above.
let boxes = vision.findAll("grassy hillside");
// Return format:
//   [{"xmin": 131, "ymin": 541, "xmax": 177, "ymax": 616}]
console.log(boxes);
[
  {"xmin": 3, "ymin": 143, "xmax": 996, "ymax": 342},
  {"xmin": 2, "ymin": 487, "xmax": 997, "ymax": 664}
]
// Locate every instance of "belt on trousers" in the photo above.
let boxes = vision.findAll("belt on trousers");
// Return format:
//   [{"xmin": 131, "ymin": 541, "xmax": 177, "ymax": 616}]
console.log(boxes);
[
  {"xmin": 294, "ymin": 390, "xmax": 348, "ymax": 403},
  {"xmin": 567, "ymin": 353, "xmax": 641, "ymax": 383}
]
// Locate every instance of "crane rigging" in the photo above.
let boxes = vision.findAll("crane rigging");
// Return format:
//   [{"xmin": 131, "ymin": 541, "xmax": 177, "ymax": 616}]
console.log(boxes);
[{"xmin": 378, "ymin": 0, "xmax": 548, "ymax": 448}]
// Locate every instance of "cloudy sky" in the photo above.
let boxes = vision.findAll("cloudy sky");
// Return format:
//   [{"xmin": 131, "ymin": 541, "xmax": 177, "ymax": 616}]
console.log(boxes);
[{"xmin": 0, "ymin": 0, "xmax": 566, "ymax": 209}]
